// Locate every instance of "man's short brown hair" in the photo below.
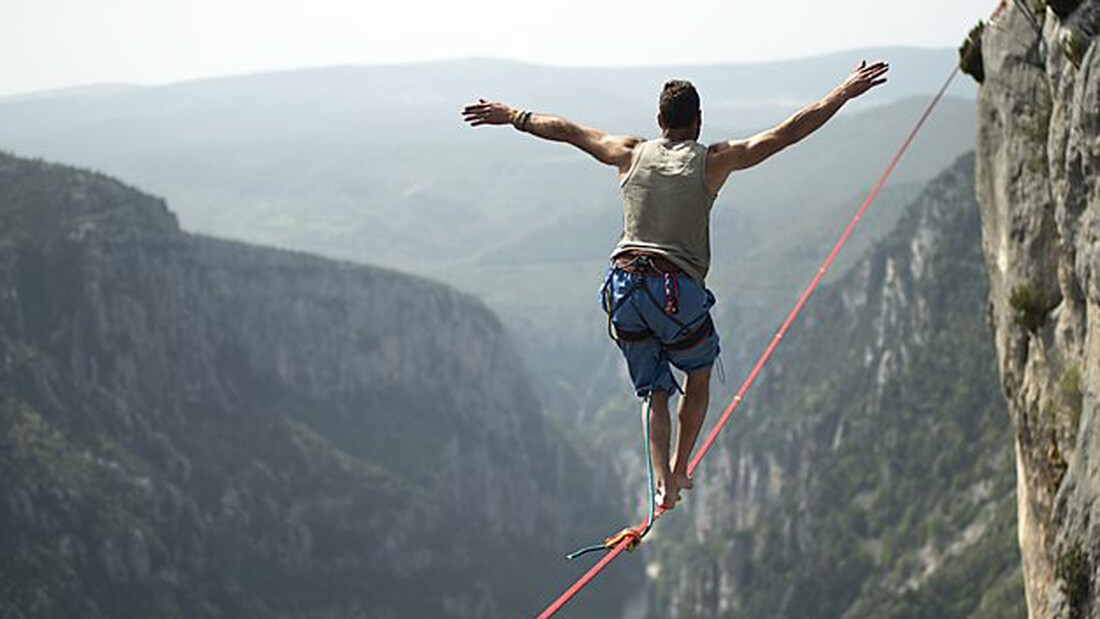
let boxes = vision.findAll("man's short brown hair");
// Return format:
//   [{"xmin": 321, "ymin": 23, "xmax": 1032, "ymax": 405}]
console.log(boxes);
[{"xmin": 659, "ymin": 80, "xmax": 700, "ymax": 129}]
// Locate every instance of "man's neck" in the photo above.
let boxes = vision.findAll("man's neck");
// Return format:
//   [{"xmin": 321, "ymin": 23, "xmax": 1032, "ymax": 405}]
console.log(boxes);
[{"xmin": 662, "ymin": 128, "xmax": 698, "ymax": 142}]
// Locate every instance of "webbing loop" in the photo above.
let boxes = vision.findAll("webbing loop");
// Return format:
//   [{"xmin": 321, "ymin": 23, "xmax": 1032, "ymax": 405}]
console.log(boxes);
[{"xmin": 604, "ymin": 528, "xmax": 643, "ymax": 552}]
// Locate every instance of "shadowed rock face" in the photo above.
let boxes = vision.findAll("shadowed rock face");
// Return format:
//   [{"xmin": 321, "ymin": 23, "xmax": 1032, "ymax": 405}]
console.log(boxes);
[
  {"xmin": 0, "ymin": 152, "xmax": 636, "ymax": 618},
  {"xmin": 976, "ymin": 1, "xmax": 1100, "ymax": 617}
]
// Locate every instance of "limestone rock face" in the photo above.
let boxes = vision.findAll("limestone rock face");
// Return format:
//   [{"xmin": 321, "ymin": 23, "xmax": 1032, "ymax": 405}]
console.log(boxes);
[{"xmin": 976, "ymin": 2, "xmax": 1100, "ymax": 616}]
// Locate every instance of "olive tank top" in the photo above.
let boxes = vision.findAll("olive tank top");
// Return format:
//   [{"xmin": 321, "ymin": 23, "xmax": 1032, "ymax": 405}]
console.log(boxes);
[{"xmin": 611, "ymin": 138, "xmax": 715, "ymax": 283}]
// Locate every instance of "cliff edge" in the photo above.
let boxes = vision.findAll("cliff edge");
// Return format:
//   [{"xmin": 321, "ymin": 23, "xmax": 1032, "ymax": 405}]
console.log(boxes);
[{"xmin": 975, "ymin": 1, "xmax": 1100, "ymax": 616}]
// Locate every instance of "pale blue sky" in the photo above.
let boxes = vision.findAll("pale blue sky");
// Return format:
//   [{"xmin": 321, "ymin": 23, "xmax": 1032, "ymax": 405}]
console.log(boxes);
[{"xmin": 1, "ymin": 0, "xmax": 997, "ymax": 97}]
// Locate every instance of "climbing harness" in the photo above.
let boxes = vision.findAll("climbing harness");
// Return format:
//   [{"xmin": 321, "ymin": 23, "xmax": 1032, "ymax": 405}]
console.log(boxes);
[
  {"xmin": 663, "ymin": 272, "xmax": 679, "ymax": 315},
  {"xmin": 535, "ymin": 60, "xmax": 964, "ymax": 619},
  {"xmin": 600, "ymin": 253, "xmax": 714, "ymax": 352}
]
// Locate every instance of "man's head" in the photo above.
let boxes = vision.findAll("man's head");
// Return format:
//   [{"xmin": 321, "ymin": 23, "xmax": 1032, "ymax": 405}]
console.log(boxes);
[{"xmin": 658, "ymin": 79, "xmax": 701, "ymax": 137}]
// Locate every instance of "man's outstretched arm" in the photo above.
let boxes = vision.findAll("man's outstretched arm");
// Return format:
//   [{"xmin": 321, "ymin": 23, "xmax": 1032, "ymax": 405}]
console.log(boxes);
[
  {"xmin": 462, "ymin": 99, "xmax": 641, "ymax": 174},
  {"xmin": 706, "ymin": 61, "xmax": 890, "ymax": 191}
]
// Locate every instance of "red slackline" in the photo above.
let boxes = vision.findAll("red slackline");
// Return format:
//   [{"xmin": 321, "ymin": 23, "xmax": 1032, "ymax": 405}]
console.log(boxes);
[{"xmin": 536, "ymin": 63, "xmax": 962, "ymax": 619}]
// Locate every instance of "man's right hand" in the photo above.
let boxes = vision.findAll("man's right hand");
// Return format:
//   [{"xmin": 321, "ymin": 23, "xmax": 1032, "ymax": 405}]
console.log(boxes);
[{"xmin": 462, "ymin": 99, "xmax": 515, "ymax": 127}]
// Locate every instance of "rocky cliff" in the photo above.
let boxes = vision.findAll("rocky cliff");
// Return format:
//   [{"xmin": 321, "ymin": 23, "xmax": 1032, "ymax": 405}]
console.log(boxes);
[
  {"xmin": 0, "ymin": 151, "xmax": 636, "ymax": 618},
  {"xmin": 645, "ymin": 154, "xmax": 1024, "ymax": 617},
  {"xmin": 975, "ymin": 1, "xmax": 1100, "ymax": 617}
]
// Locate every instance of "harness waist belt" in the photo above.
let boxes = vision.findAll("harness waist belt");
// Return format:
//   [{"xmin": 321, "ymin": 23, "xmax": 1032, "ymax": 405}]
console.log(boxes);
[{"xmin": 613, "ymin": 252, "xmax": 682, "ymax": 275}]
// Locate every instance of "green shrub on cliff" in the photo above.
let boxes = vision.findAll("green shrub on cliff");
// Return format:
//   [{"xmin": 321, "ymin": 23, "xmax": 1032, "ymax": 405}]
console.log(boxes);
[
  {"xmin": 1009, "ymin": 285, "xmax": 1049, "ymax": 333},
  {"xmin": 960, "ymin": 22, "xmax": 986, "ymax": 83}
]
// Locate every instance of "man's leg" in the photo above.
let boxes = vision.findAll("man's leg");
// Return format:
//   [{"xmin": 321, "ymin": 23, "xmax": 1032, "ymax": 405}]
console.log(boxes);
[
  {"xmin": 670, "ymin": 365, "xmax": 711, "ymax": 491},
  {"xmin": 647, "ymin": 390, "xmax": 680, "ymax": 510}
]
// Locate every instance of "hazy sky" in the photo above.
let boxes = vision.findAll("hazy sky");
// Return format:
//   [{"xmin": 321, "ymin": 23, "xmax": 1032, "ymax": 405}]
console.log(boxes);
[{"xmin": 1, "ymin": 0, "xmax": 996, "ymax": 97}]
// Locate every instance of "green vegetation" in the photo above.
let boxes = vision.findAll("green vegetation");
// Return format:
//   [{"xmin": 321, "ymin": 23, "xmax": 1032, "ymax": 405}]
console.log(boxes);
[
  {"xmin": 1018, "ymin": 94, "xmax": 1054, "ymax": 177},
  {"xmin": 0, "ymin": 150, "xmax": 636, "ymax": 618},
  {"xmin": 1064, "ymin": 29, "xmax": 1089, "ymax": 69},
  {"xmin": 1009, "ymin": 284, "xmax": 1050, "ymax": 332},
  {"xmin": 1060, "ymin": 364, "xmax": 1084, "ymax": 433},
  {"xmin": 960, "ymin": 22, "xmax": 987, "ymax": 84},
  {"xmin": 0, "ymin": 57, "xmax": 988, "ymax": 617},
  {"xmin": 1055, "ymin": 543, "xmax": 1092, "ymax": 614}
]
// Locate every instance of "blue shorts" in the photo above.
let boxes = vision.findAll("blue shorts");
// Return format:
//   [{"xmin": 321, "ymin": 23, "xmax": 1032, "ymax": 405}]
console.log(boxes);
[{"xmin": 601, "ymin": 268, "xmax": 720, "ymax": 396}]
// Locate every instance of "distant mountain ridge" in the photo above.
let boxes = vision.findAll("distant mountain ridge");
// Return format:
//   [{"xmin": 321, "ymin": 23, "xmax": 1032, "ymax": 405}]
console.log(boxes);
[
  {"xmin": 0, "ymin": 48, "xmax": 974, "ymax": 269},
  {"xmin": 0, "ymin": 48, "xmax": 980, "ymax": 432},
  {"xmin": 0, "ymin": 47, "xmax": 972, "ymax": 115}
]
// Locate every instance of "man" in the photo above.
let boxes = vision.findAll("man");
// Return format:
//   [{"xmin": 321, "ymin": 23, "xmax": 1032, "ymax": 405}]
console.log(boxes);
[{"xmin": 462, "ymin": 61, "xmax": 889, "ymax": 510}]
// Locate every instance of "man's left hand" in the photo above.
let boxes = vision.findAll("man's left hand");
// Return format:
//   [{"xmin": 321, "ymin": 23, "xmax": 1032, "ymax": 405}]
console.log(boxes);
[{"xmin": 840, "ymin": 61, "xmax": 890, "ymax": 100}]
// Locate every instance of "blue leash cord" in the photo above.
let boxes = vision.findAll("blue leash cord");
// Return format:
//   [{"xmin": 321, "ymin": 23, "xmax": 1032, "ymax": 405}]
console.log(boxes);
[{"xmin": 566, "ymin": 393, "xmax": 657, "ymax": 560}]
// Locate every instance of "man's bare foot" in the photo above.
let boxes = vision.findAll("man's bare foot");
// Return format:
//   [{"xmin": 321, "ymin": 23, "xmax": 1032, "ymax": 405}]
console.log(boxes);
[
  {"xmin": 655, "ymin": 478, "xmax": 682, "ymax": 510},
  {"xmin": 673, "ymin": 471, "xmax": 694, "ymax": 491}
]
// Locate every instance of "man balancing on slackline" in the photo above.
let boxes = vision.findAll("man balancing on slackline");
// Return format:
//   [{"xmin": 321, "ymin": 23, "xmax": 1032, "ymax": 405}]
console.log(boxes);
[{"xmin": 462, "ymin": 60, "xmax": 889, "ymax": 510}]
